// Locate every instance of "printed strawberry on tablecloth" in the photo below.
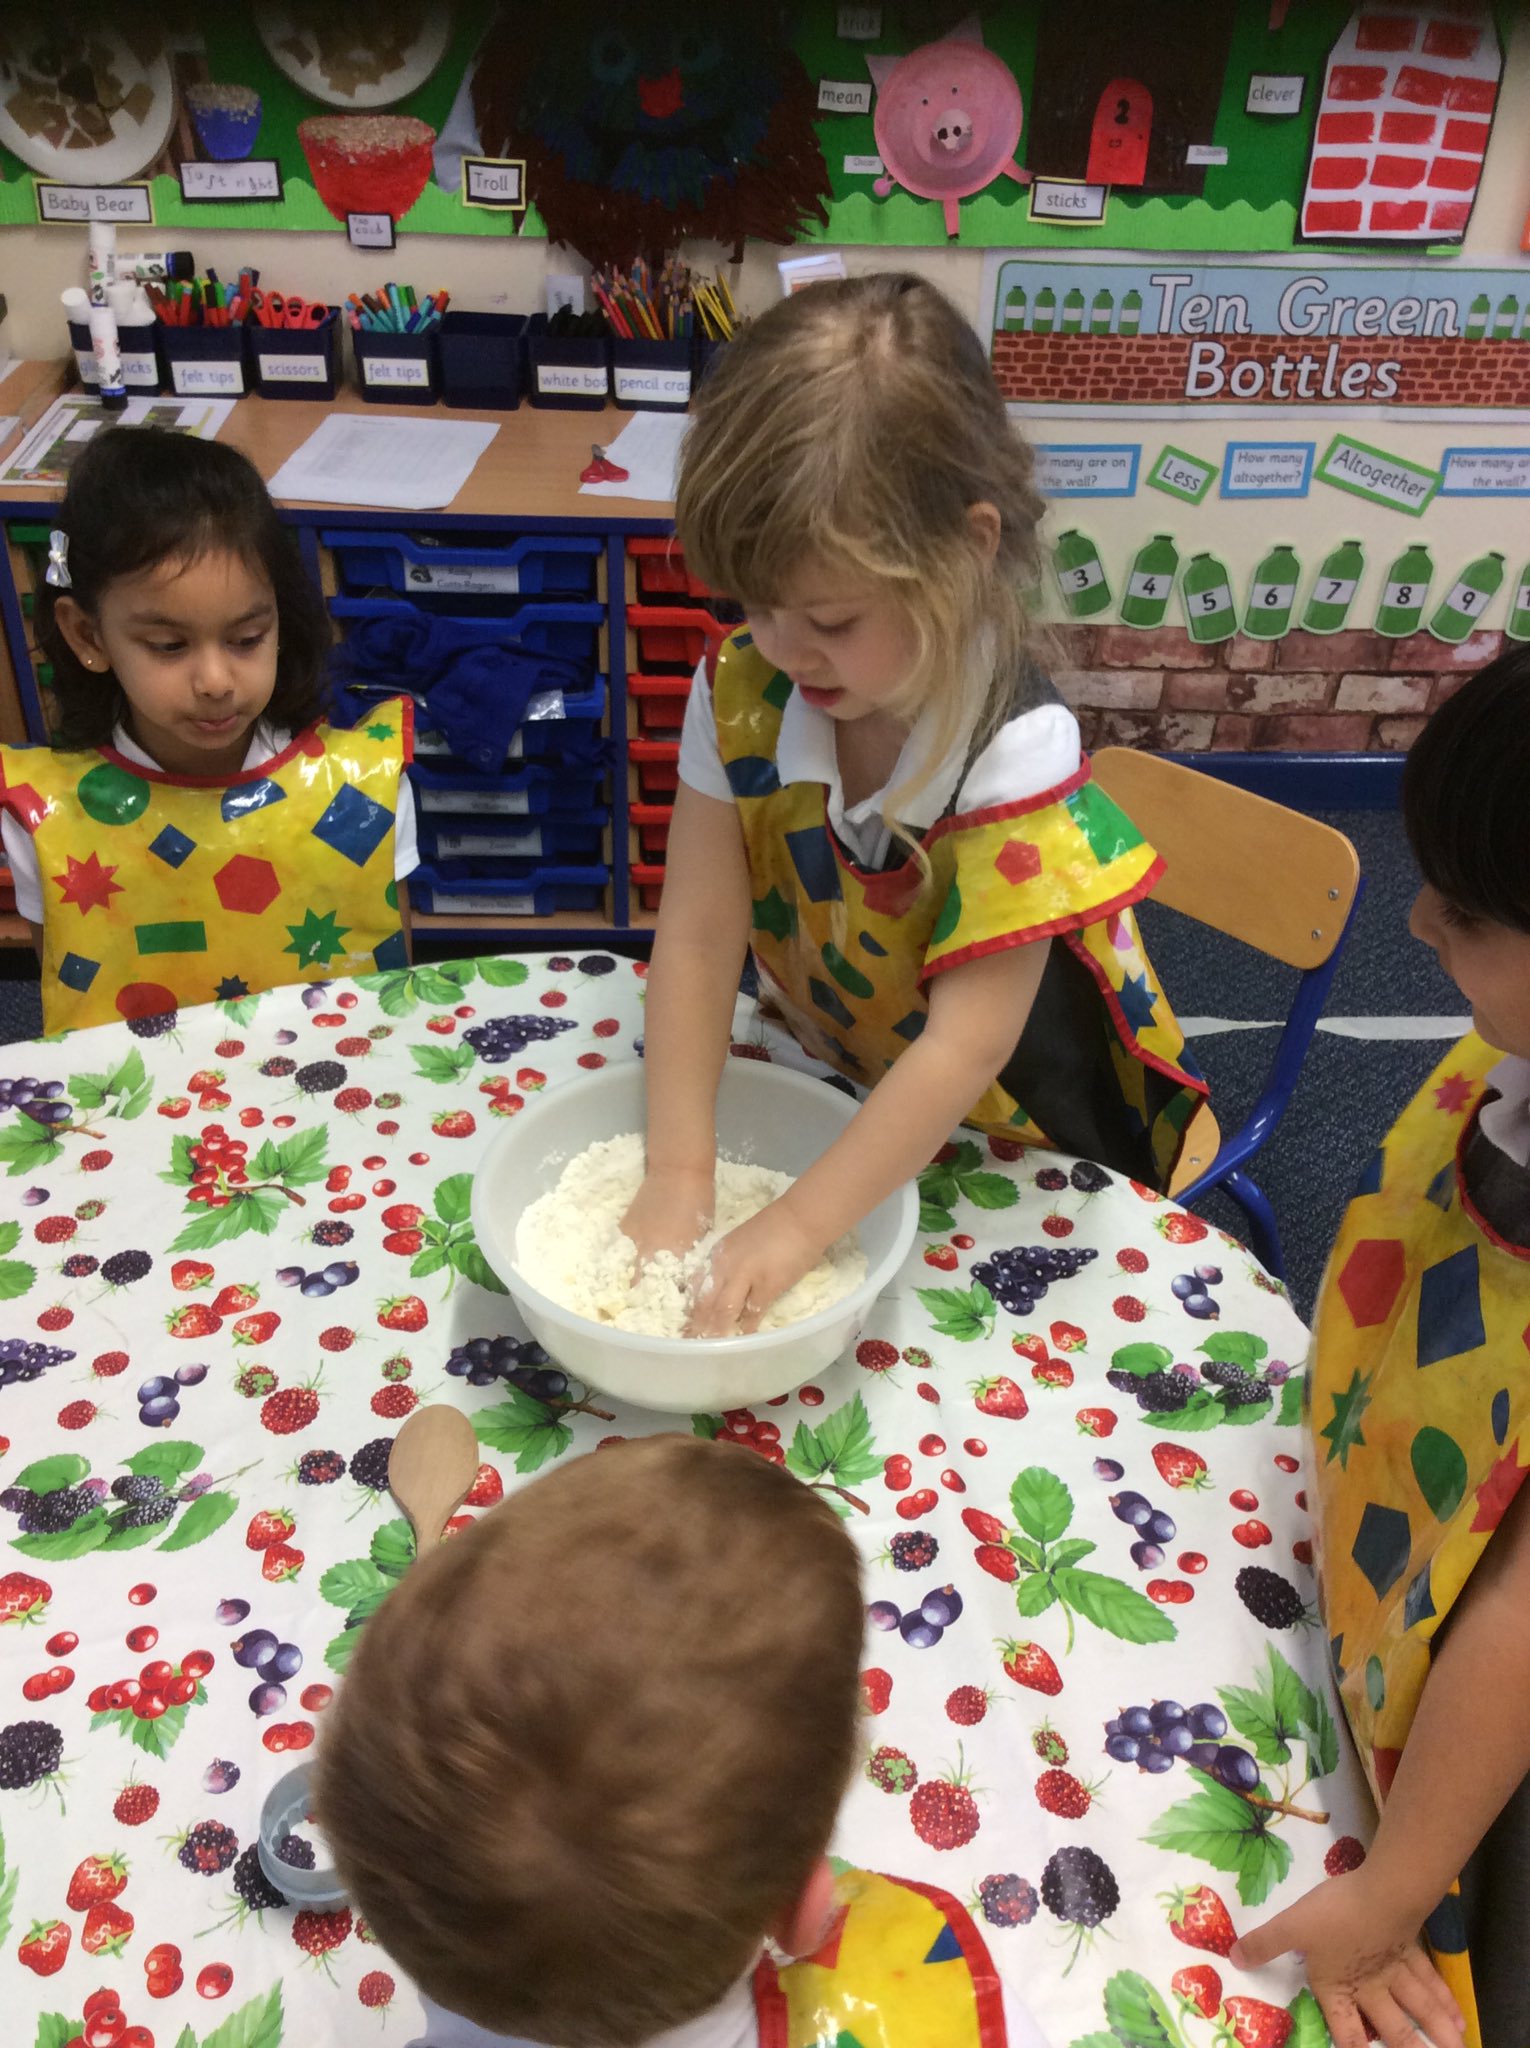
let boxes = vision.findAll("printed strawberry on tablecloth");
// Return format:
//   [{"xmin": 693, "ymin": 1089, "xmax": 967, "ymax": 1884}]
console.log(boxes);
[{"xmin": 0, "ymin": 953, "xmax": 1368, "ymax": 2048}]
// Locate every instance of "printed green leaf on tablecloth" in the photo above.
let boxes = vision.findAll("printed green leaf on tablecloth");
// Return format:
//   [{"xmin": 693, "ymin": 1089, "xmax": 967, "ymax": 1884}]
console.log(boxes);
[
  {"xmin": 201, "ymin": 1986, "xmax": 285, "ymax": 2048},
  {"xmin": 784, "ymin": 1395, "xmax": 881, "ymax": 1515},
  {"xmin": 0, "ymin": 1819, "xmax": 17, "ymax": 1951},
  {"xmin": 1102, "ymin": 1971, "xmax": 1189, "ymax": 2048},
  {"xmin": 916, "ymin": 1282, "xmax": 996, "ymax": 1342},
  {"xmin": 474, "ymin": 1388, "xmax": 574, "ymax": 1474},
  {"xmin": 33, "ymin": 2019, "xmax": 82, "ymax": 2048},
  {"xmin": 915, "ymin": 1142, "xmax": 1018, "ymax": 1233},
  {"xmin": 1144, "ymin": 1768, "xmax": 1294, "ymax": 1905}
]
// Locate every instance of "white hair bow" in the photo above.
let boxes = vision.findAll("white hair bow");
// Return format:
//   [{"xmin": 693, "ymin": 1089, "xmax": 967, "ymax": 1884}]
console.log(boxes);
[{"xmin": 45, "ymin": 530, "xmax": 71, "ymax": 590}]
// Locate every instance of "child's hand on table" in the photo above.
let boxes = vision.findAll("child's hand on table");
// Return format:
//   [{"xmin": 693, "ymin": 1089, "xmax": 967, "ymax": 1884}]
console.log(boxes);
[
  {"xmin": 1232, "ymin": 1870, "xmax": 1465, "ymax": 2048},
  {"xmin": 686, "ymin": 1200, "xmax": 824, "ymax": 1337},
  {"xmin": 621, "ymin": 1168, "xmax": 714, "ymax": 1272}
]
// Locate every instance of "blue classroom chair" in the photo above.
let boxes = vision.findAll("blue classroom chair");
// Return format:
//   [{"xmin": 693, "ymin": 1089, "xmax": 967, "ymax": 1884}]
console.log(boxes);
[{"xmin": 1091, "ymin": 747, "xmax": 1363, "ymax": 1282}]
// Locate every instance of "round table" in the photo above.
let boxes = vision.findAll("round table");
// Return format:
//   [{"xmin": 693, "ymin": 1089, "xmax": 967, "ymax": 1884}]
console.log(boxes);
[{"xmin": 0, "ymin": 953, "xmax": 1367, "ymax": 2048}]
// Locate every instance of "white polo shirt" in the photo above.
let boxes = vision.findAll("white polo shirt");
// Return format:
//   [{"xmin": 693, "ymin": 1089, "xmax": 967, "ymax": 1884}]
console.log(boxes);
[{"xmin": 677, "ymin": 660, "xmax": 1080, "ymax": 869}]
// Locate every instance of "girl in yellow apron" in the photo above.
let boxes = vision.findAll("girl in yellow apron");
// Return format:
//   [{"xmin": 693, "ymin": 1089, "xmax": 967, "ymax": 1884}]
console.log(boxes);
[
  {"xmin": 1232, "ymin": 650, "xmax": 1530, "ymax": 2048},
  {"xmin": 12, "ymin": 426, "xmax": 414, "ymax": 1034},
  {"xmin": 624, "ymin": 274, "xmax": 1202, "ymax": 1334}
]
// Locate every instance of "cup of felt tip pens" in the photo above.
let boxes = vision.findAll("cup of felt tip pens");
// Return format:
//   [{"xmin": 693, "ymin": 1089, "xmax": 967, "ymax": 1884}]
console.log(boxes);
[
  {"xmin": 349, "ymin": 284, "xmax": 447, "ymax": 406},
  {"xmin": 149, "ymin": 268, "xmax": 260, "ymax": 398}
]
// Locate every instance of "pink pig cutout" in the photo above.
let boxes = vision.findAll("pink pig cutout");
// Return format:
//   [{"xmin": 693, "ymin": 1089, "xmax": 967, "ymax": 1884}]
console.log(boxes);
[{"xmin": 868, "ymin": 15, "xmax": 1030, "ymax": 238}]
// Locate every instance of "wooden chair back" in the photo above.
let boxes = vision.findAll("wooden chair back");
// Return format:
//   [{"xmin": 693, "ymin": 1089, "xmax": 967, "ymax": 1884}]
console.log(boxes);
[{"xmin": 1089, "ymin": 748, "xmax": 1361, "ymax": 970}]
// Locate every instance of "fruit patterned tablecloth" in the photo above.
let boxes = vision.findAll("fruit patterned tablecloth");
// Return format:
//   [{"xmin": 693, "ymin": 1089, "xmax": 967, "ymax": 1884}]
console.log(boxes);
[{"xmin": 0, "ymin": 953, "xmax": 1371, "ymax": 2048}]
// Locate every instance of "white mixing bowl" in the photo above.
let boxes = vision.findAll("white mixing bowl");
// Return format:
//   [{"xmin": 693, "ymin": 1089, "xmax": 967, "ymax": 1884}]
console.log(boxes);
[{"xmin": 469, "ymin": 1060, "xmax": 918, "ymax": 1413}]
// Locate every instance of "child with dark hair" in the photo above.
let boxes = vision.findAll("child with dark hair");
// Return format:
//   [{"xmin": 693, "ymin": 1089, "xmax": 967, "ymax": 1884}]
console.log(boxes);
[
  {"xmin": 8, "ymin": 426, "xmax": 416, "ymax": 1032},
  {"xmin": 1234, "ymin": 647, "xmax": 1530, "ymax": 2048}
]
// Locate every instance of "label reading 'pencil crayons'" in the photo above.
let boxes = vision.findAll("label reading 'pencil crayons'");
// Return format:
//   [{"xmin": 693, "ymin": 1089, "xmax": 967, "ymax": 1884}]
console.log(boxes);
[{"xmin": 613, "ymin": 366, "xmax": 691, "ymax": 405}]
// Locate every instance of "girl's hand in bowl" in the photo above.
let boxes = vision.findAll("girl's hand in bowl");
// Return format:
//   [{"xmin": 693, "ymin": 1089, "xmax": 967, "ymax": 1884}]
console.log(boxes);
[
  {"xmin": 621, "ymin": 1167, "xmax": 714, "ymax": 1273},
  {"xmin": 687, "ymin": 1201, "xmax": 824, "ymax": 1337}
]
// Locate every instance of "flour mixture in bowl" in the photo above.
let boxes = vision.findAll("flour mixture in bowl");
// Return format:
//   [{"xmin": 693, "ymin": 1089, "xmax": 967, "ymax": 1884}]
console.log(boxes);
[{"xmin": 514, "ymin": 1133, "xmax": 867, "ymax": 1337}]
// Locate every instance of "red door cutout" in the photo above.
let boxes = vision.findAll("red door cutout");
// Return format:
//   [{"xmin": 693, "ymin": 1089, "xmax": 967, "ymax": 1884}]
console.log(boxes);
[{"xmin": 1086, "ymin": 77, "xmax": 1153, "ymax": 186}]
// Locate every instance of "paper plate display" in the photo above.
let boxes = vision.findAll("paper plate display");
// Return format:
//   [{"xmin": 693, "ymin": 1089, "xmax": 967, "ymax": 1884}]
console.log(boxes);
[
  {"xmin": 254, "ymin": 3, "xmax": 452, "ymax": 109},
  {"xmin": 298, "ymin": 113, "xmax": 436, "ymax": 222},
  {"xmin": 0, "ymin": 13, "xmax": 176, "ymax": 183}
]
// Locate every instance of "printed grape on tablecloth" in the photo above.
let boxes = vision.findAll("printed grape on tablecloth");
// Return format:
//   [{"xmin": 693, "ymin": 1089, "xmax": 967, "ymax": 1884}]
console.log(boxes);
[{"xmin": 0, "ymin": 953, "xmax": 1368, "ymax": 2048}]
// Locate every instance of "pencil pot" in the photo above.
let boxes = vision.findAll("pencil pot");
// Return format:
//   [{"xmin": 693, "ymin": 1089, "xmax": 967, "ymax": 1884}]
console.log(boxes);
[
  {"xmin": 69, "ymin": 319, "xmax": 163, "ymax": 394},
  {"xmin": 438, "ymin": 311, "xmax": 526, "ymax": 411},
  {"xmin": 252, "ymin": 311, "xmax": 343, "ymax": 400},
  {"xmin": 611, "ymin": 336, "xmax": 691, "ymax": 412},
  {"xmin": 524, "ymin": 313, "xmax": 610, "ymax": 411},
  {"xmin": 354, "ymin": 328, "xmax": 440, "ymax": 406},
  {"xmin": 157, "ymin": 323, "xmax": 250, "ymax": 399}
]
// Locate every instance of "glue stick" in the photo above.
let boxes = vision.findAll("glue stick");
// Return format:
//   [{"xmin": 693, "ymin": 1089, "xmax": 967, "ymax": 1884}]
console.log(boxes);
[
  {"xmin": 88, "ymin": 303, "xmax": 128, "ymax": 412},
  {"xmin": 87, "ymin": 222, "xmax": 117, "ymax": 307}
]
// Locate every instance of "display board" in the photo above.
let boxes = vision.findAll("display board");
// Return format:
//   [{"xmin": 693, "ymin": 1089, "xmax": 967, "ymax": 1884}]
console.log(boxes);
[
  {"xmin": 981, "ymin": 251, "xmax": 1530, "ymax": 642},
  {"xmin": 0, "ymin": 2, "xmax": 1516, "ymax": 260}
]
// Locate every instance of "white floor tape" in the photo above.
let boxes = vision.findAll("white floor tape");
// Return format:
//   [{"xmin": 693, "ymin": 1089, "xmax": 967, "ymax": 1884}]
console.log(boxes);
[{"xmin": 1181, "ymin": 1015, "xmax": 1472, "ymax": 1040}]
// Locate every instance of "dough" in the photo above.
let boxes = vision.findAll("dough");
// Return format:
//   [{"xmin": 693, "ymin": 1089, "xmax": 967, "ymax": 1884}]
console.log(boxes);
[{"xmin": 514, "ymin": 1132, "xmax": 867, "ymax": 1338}]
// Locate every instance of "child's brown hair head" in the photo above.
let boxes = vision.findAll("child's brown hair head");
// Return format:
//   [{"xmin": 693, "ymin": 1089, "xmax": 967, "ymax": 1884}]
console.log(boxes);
[{"xmin": 314, "ymin": 1432, "xmax": 864, "ymax": 2047}]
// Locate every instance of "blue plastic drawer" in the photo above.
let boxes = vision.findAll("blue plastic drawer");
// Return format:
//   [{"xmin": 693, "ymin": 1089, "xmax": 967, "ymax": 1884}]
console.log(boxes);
[
  {"xmin": 413, "ymin": 863, "xmax": 610, "ymax": 917},
  {"xmin": 412, "ymin": 674, "xmax": 607, "ymax": 763},
  {"xmin": 331, "ymin": 596, "xmax": 603, "ymax": 666},
  {"xmin": 421, "ymin": 810, "xmax": 607, "ymax": 865},
  {"xmin": 322, "ymin": 530, "xmax": 601, "ymax": 602},
  {"xmin": 410, "ymin": 762, "xmax": 605, "ymax": 820}
]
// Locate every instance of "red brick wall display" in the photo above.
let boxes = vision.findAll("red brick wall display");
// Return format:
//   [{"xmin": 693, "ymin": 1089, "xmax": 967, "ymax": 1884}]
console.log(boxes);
[
  {"xmin": 1303, "ymin": 3, "xmax": 1502, "ymax": 244},
  {"xmin": 991, "ymin": 329, "xmax": 1530, "ymax": 410},
  {"xmin": 1048, "ymin": 621, "xmax": 1501, "ymax": 753}
]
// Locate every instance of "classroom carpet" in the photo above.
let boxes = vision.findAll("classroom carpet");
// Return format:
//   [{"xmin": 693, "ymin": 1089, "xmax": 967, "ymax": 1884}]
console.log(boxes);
[{"xmin": 0, "ymin": 807, "xmax": 1461, "ymax": 1322}]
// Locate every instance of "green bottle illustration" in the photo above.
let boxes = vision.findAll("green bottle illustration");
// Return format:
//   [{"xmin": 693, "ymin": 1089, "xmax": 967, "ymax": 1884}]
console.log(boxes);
[
  {"xmin": 1054, "ymin": 529, "xmax": 1111, "ymax": 617},
  {"xmin": 1003, "ymin": 285, "xmax": 1027, "ymax": 333},
  {"xmin": 1492, "ymin": 294, "xmax": 1518, "ymax": 340},
  {"xmin": 1376, "ymin": 545, "xmax": 1433, "ymax": 636},
  {"xmin": 1061, "ymin": 287, "xmax": 1086, "ymax": 334},
  {"xmin": 1182, "ymin": 551, "xmax": 1237, "ymax": 644},
  {"xmin": 1119, "ymin": 289, "xmax": 1142, "ymax": 337},
  {"xmin": 1465, "ymin": 293, "xmax": 1490, "ymax": 340},
  {"xmin": 1243, "ymin": 543, "xmax": 1301, "ymax": 639},
  {"xmin": 1429, "ymin": 550, "xmax": 1505, "ymax": 644},
  {"xmin": 1120, "ymin": 533, "xmax": 1179, "ymax": 629},
  {"xmin": 1302, "ymin": 539, "xmax": 1365, "ymax": 634},
  {"xmin": 1032, "ymin": 286, "xmax": 1057, "ymax": 336},
  {"xmin": 1508, "ymin": 564, "xmax": 1530, "ymax": 643},
  {"xmin": 1089, "ymin": 289, "xmax": 1113, "ymax": 335}
]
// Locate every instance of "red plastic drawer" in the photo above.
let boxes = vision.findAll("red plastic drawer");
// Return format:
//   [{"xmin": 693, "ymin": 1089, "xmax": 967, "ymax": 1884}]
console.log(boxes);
[
  {"xmin": 628, "ymin": 604, "xmax": 727, "ymax": 672},
  {"xmin": 630, "ymin": 739, "xmax": 680, "ymax": 799},
  {"xmin": 629, "ymin": 674, "xmax": 690, "ymax": 734},
  {"xmin": 627, "ymin": 536, "xmax": 714, "ymax": 602},
  {"xmin": 632, "ymin": 861, "xmax": 667, "ymax": 912},
  {"xmin": 630, "ymin": 802, "xmax": 672, "ymax": 857}
]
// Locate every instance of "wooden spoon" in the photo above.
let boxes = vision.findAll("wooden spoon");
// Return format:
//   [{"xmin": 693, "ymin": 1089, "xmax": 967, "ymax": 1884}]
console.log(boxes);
[{"xmin": 387, "ymin": 1404, "xmax": 482, "ymax": 1551}]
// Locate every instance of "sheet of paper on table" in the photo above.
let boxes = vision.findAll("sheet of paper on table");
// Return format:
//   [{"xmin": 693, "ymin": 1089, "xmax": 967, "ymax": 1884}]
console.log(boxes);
[
  {"xmin": 267, "ymin": 415, "xmax": 500, "ymax": 511},
  {"xmin": 577, "ymin": 409, "xmax": 689, "ymax": 502},
  {"xmin": 0, "ymin": 392, "xmax": 237, "ymax": 487}
]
